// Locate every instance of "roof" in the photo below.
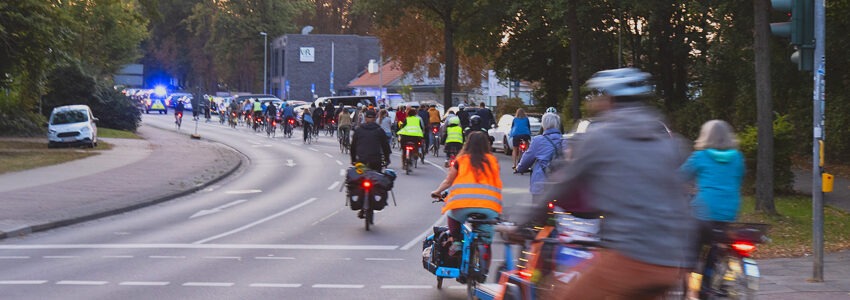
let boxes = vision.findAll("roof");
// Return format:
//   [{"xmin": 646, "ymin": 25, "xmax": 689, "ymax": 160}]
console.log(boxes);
[{"xmin": 347, "ymin": 61, "xmax": 404, "ymax": 88}]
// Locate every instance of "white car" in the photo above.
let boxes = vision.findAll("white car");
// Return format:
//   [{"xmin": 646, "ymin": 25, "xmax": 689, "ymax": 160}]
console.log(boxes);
[
  {"xmin": 489, "ymin": 114, "xmax": 541, "ymax": 155},
  {"xmin": 47, "ymin": 104, "xmax": 98, "ymax": 148}
]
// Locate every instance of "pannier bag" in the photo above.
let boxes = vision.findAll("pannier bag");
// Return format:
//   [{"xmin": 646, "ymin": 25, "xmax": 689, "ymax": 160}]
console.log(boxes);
[{"xmin": 345, "ymin": 166, "xmax": 396, "ymax": 211}]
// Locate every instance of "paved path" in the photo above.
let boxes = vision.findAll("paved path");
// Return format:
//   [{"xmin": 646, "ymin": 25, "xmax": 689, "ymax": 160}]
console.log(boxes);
[{"xmin": 0, "ymin": 124, "xmax": 244, "ymax": 239}]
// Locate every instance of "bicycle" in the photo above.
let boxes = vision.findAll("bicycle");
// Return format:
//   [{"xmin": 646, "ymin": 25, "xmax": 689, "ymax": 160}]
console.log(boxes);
[
  {"xmin": 266, "ymin": 116, "xmax": 276, "ymax": 138},
  {"xmin": 325, "ymin": 119, "xmax": 337, "ymax": 136},
  {"xmin": 426, "ymin": 192, "xmax": 499, "ymax": 299},
  {"xmin": 430, "ymin": 125, "xmax": 441, "ymax": 157},
  {"xmin": 338, "ymin": 127, "xmax": 350, "ymax": 153},
  {"xmin": 303, "ymin": 123, "xmax": 314, "ymax": 144},
  {"xmin": 175, "ymin": 112, "xmax": 183, "ymax": 130},
  {"xmin": 283, "ymin": 117, "xmax": 294, "ymax": 138},
  {"xmin": 402, "ymin": 141, "xmax": 419, "ymax": 175}
]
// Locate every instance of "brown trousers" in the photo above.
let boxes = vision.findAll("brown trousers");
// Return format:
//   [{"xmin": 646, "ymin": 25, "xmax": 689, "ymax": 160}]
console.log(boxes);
[{"xmin": 540, "ymin": 249, "xmax": 688, "ymax": 300}]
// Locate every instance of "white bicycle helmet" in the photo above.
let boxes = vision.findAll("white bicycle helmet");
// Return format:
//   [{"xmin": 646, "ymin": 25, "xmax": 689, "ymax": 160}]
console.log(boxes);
[
  {"xmin": 585, "ymin": 68, "xmax": 652, "ymax": 97},
  {"xmin": 546, "ymin": 107, "xmax": 557, "ymax": 114}
]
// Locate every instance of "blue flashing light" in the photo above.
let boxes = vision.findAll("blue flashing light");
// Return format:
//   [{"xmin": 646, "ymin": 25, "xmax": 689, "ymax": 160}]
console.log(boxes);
[{"xmin": 154, "ymin": 86, "xmax": 167, "ymax": 96}]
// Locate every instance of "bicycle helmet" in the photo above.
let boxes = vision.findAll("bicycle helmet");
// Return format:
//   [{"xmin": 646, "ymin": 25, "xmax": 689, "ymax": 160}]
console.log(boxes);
[
  {"xmin": 448, "ymin": 116, "xmax": 460, "ymax": 125},
  {"xmin": 469, "ymin": 115, "xmax": 481, "ymax": 126},
  {"xmin": 458, "ymin": 103, "xmax": 466, "ymax": 109},
  {"xmin": 585, "ymin": 67, "xmax": 652, "ymax": 97},
  {"xmin": 546, "ymin": 107, "xmax": 557, "ymax": 114}
]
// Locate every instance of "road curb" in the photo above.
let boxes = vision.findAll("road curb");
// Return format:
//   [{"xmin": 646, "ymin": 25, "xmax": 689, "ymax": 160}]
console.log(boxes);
[{"xmin": 0, "ymin": 131, "xmax": 248, "ymax": 240}]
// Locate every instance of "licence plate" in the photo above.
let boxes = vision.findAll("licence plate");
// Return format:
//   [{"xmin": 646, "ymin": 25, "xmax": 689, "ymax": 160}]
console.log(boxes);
[{"xmin": 62, "ymin": 137, "xmax": 77, "ymax": 142}]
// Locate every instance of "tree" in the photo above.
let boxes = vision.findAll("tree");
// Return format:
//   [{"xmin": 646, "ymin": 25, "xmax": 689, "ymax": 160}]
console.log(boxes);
[
  {"xmin": 68, "ymin": 0, "xmax": 150, "ymax": 78},
  {"xmin": 753, "ymin": 0, "xmax": 776, "ymax": 213}
]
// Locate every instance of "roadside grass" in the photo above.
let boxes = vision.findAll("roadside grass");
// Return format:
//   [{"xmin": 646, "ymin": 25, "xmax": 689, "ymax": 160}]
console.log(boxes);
[
  {"xmin": 98, "ymin": 128, "xmax": 141, "ymax": 139},
  {"xmin": 738, "ymin": 195, "xmax": 850, "ymax": 259},
  {"xmin": 0, "ymin": 140, "xmax": 112, "ymax": 175}
]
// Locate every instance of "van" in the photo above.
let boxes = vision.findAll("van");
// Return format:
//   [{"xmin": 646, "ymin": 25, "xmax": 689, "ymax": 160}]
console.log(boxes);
[{"xmin": 47, "ymin": 105, "xmax": 98, "ymax": 148}]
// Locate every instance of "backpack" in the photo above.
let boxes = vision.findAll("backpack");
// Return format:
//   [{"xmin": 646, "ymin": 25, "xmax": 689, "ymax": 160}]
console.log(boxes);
[{"xmin": 542, "ymin": 134, "xmax": 565, "ymax": 174}]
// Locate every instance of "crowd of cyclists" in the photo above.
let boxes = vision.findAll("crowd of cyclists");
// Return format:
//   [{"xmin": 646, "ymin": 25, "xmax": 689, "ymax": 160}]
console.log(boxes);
[{"xmin": 184, "ymin": 67, "xmax": 747, "ymax": 299}]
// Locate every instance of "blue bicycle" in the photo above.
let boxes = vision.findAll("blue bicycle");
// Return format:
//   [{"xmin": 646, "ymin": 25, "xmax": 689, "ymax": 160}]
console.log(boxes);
[{"xmin": 424, "ymin": 193, "xmax": 498, "ymax": 299}]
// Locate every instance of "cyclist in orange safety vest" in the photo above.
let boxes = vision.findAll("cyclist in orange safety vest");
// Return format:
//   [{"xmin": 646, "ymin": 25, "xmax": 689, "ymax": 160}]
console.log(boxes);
[{"xmin": 430, "ymin": 131, "xmax": 502, "ymax": 256}]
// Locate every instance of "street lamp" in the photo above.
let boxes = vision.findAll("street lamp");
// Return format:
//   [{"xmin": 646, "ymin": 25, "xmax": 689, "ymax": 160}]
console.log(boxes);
[{"xmin": 260, "ymin": 32, "xmax": 268, "ymax": 94}]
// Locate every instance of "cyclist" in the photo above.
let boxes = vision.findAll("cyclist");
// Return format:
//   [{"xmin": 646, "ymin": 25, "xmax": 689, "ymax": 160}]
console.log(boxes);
[
  {"xmin": 442, "ymin": 116, "xmax": 464, "ymax": 167},
  {"xmin": 338, "ymin": 105, "xmax": 353, "ymax": 146},
  {"xmin": 302, "ymin": 110, "xmax": 314, "ymax": 143},
  {"xmin": 517, "ymin": 68, "xmax": 696, "ymax": 299},
  {"xmin": 430, "ymin": 131, "xmax": 502, "ymax": 256},
  {"xmin": 476, "ymin": 102, "xmax": 496, "ymax": 131},
  {"xmin": 378, "ymin": 109, "xmax": 393, "ymax": 140},
  {"xmin": 456, "ymin": 103, "xmax": 470, "ymax": 129},
  {"xmin": 397, "ymin": 107, "xmax": 425, "ymax": 166},
  {"xmin": 350, "ymin": 109, "xmax": 391, "ymax": 171},
  {"xmin": 264, "ymin": 102, "xmax": 278, "ymax": 127},
  {"xmin": 428, "ymin": 104, "xmax": 442, "ymax": 149},
  {"xmin": 282, "ymin": 102, "xmax": 295, "ymax": 127},
  {"xmin": 252, "ymin": 99, "xmax": 263, "ymax": 125},
  {"xmin": 515, "ymin": 112, "xmax": 567, "ymax": 205},
  {"xmin": 174, "ymin": 99, "xmax": 185, "ymax": 125},
  {"xmin": 464, "ymin": 115, "xmax": 488, "ymax": 139},
  {"xmin": 313, "ymin": 105, "xmax": 325, "ymax": 135},
  {"xmin": 509, "ymin": 108, "xmax": 532, "ymax": 170},
  {"xmin": 417, "ymin": 105, "xmax": 431, "ymax": 157},
  {"xmin": 539, "ymin": 106, "xmax": 565, "ymax": 134},
  {"xmin": 679, "ymin": 119, "xmax": 745, "ymax": 299}
]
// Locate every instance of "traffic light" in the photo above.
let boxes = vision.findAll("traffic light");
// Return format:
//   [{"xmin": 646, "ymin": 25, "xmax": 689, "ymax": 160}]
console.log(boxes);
[{"xmin": 770, "ymin": 0, "xmax": 814, "ymax": 71}]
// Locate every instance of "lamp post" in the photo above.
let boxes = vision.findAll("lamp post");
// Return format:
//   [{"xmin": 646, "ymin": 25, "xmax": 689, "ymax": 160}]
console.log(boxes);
[{"xmin": 260, "ymin": 32, "xmax": 268, "ymax": 94}]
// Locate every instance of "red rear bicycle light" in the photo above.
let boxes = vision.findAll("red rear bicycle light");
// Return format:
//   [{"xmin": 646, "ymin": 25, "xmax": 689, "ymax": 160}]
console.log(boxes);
[
  {"xmin": 405, "ymin": 146, "xmax": 414, "ymax": 151},
  {"xmin": 433, "ymin": 127, "xmax": 438, "ymax": 133},
  {"xmin": 289, "ymin": 119, "xmax": 294, "ymax": 124},
  {"xmin": 731, "ymin": 241, "xmax": 756, "ymax": 257},
  {"xmin": 362, "ymin": 180, "xmax": 371, "ymax": 189},
  {"xmin": 519, "ymin": 270, "xmax": 533, "ymax": 280},
  {"xmin": 520, "ymin": 143, "xmax": 527, "ymax": 150},
  {"xmin": 547, "ymin": 201, "xmax": 554, "ymax": 210}
]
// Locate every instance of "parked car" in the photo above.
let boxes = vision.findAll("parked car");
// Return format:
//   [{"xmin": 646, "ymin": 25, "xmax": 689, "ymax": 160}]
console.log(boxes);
[
  {"xmin": 47, "ymin": 105, "xmax": 98, "ymax": 148},
  {"xmin": 489, "ymin": 113, "xmax": 541, "ymax": 155},
  {"xmin": 166, "ymin": 93, "xmax": 192, "ymax": 108}
]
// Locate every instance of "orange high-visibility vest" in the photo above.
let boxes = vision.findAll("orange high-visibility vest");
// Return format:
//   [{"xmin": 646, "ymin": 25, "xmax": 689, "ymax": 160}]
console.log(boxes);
[{"xmin": 443, "ymin": 154, "xmax": 503, "ymax": 214}]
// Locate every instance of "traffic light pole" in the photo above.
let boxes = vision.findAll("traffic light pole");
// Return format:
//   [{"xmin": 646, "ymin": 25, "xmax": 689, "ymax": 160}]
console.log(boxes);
[{"xmin": 811, "ymin": 0, "xmax": 825, "ymax": 282}]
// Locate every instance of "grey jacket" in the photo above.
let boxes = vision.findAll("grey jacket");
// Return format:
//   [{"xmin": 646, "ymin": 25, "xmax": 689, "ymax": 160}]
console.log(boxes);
[{"xmin": 538, "ymin": 104, "xmax": 697, "ymax": 268}]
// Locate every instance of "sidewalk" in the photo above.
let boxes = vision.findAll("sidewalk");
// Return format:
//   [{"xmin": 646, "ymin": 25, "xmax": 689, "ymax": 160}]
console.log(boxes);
[
  {"xmin": 0, "ymin": 124, "xmax": 244, "ymax": 239},
  {"xmin": 753, "ymin": 169, "xmax": 850, "ymax": 298}
]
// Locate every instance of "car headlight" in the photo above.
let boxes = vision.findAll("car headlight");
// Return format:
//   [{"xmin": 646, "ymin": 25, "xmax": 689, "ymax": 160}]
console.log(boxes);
[{"xmin": 48, "ymin": 129, "xmax": 56, "ymax": 134}]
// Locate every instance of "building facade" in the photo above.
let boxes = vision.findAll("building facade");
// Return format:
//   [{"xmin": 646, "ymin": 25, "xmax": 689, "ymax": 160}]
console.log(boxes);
[{"xmin": 269, "ymin": 34, "xmax": 379, "ymax": 101}]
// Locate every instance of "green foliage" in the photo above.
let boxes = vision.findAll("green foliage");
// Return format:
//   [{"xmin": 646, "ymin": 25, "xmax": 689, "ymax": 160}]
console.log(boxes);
[
  {"xmin": 739, "ymin": 115, "xmax": 796, "ymax": 194},
  {"xmin": 42, "ymin": 65, "xmax": 97, "ymax": 118},
  {"xmin": 91, "ymin": 83, "xmax": 141, "ymax": 132},
  {"xmin": 495, "ymin": 98, "xmax": 527, "ymax": 119},
  {"xmin": 41, "ymin": 65, "xmax": 140, "ymax": 132},
  {"xmin": 68, "ymin": 0, "xmax": 150, "ymax": 77}
]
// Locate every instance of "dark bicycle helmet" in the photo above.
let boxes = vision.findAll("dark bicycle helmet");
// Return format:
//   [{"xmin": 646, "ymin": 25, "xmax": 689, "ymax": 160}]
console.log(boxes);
[{"xmin": 470, "ymin": 115, "xmax": 481, "ymax": 126}]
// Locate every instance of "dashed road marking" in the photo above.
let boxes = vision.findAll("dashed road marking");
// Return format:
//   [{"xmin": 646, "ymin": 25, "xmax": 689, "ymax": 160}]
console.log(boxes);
[
  {"xmin": 365, "ymin": 258, "xmax": 404, "ymax": 261},
  {"xmin": 380, "ymin": 285, "xmax": 431, "ymax": 289},
  {"xmin": 102, "ymin": 255, "xmax": 133, "ymax": 259},
  {"xmin": 324, "ymin": 153, "xmax": 334, "ymax": 158},
  {"xmin": 182, "ymin": 282, "xmax": 234, "ymax": 287},
  {"xmin": 193, "ymin": 198, "xmax": 318, "ymax": 244},
  {"xmin": 339, "ymin": 169, "xmax": 346, "ymax": 176},
  {"xmin": 401, "ymin": 214, "xmax": 448, "ymax": 250},
  {"xmin": 327, "ymin": 181, "xmax": 341, "ymax": 190},
  {"xmin": 119, "ymin": 281, "xmax": 170, "ymax": 286},
  {"xmin": 309, "ymin": 147, "xmax": 319, "ymax": 152},
  {"xmin": 56, "ymin": 280, "xmax": 108, "ymax": 285},
  {"xmin": 336, "ymin": 160, "xmax": 343, "ymax": 165},
  {"xmin": 0, "ymin": 256, "xmax": 29, "ymax": 259},
  {"xmin": 203, "ymin": 256, "xmax": 241, "ymax": 260},
  {"xmin": 0, "ymin": 280, "xmax": 46, "ymax": 285},
  {"xmin": 312, "ymin": 284, "xmax": 364, "ymax": 289},
  {"xmin": 43, "ymin": 256, "xmax": 76, "ymax": 259},
  {"xmin": 149, "ymin": 256, "xmax": 186, "ymax": 259},
  {"xmin": 254, "ymin": 256, "xmax": 295, "ymax": 260},
  {"xmin": 250, "ymin": 283, "xmax": 301, "ymax": 288},
  {"xmin": 225, "ymin": 189, "xmax": 262, "ymax": 194}
]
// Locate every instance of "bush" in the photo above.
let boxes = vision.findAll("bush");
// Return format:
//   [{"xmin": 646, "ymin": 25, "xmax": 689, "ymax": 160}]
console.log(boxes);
[
  {"xmin": 90, "ymin": 83, "xmax": 140, "ymax": 131},
  {"xmin": 496, "ymin": 97, "xmax": 527, "ymax": 118},
  {"xmin": 739, "ymin": 114, "xmax": 795, "ymax": 194},
  {"xmin": 0, "ymin": 110, "xmax": 47, "ymax": 137}
]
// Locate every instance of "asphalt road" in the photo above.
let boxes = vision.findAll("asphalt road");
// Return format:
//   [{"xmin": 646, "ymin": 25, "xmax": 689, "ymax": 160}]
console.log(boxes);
[{"xmin": 0, "ymin": 114, "xmax": 538, "ymax": 300}]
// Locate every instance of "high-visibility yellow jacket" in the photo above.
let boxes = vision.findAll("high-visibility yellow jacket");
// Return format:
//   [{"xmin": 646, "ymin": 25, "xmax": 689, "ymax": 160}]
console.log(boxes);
[
  {"xmin": 446, "ymin": 125, "xmax": 463, "ymax": 144},
  {"xmin": 398, "ymin": 116, "xmax": 424, "ymax": 137},
  {"xmin": 443, "ymin": 154, "xmax": 503, "ymax": 214}
]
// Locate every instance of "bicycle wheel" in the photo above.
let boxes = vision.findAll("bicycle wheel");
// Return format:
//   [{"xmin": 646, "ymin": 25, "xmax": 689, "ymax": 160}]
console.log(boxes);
[
  {"xmin": 708, "ymin": 256, "xmax": 756, "ymax": 300},
  {"xmin": 467, "ymin": 243, "xmax": 480, "ymax": 299}
]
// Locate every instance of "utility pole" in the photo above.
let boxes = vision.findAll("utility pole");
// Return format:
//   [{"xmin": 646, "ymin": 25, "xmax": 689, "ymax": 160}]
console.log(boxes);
[
  {"xmin": 260, "ymin": 32, "xmax": 268, "ymax": 94},
  {"xmin": 811, "ymin": 0, "xmax": 826, "ymax": 282}
]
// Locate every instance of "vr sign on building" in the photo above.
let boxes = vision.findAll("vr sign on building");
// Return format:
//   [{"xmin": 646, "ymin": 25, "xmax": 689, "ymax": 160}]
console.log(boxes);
[{"xmin": 299, "ymin": 47, "xmax": 315, "ymax": 62}]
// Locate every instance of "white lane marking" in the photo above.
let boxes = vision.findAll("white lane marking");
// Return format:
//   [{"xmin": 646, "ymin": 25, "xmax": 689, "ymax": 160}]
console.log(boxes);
[
  {"xmin": 190, "ymin": 199, "xmax": 248, "ymax": 219},
  {"xmin": 43, "ymin": 256, "xmax": 77, "ymax": 259},
  {"xmin": 225, "ymin": 189, "xmax": 262, "ymax": 194},
  {"xmin": 425, "ymin": 160, "xmax": 447, "ymax": 173},
  {"xmin": 380, "ymin": 285, "xmax": 432, "ymax": 289},
  {"xmin": 401, "ymin": 214, "xmax": 448, "ymax": 250},
  {"xmin": 365, "ymin": 258, "xmax": 404, "ymax": 261},
  {"xmin": 0, "ymin": 256, "xmax": 29, "ymax": 259},
  {"xmin": 57, "ymin": 281, "xmax": 108, "ymax": 285},
  {"xmin": 309, "ymin": 147, "xmax": 319, "ymax": 152},
  {"xmin": 336, "ymin": 160, "xmax": 343, "ymax": 165},
  {"xmin": 254, "ymin": 256, "xmax": 295, "ymax": 260},
  {"xmin": 203, "ymin": 256, "xmax": 241, "ymax": 260},
  {"xmin": 150, "ymin": 256, "xmax": 185, "ymax": 259},
  {"xmin": 285, "ymin": 159, "xmax": 296, "ymax": 167},
  {"xmin": 0, "ymin": 280, "xmax": 47, "ymax": 285},
  {"xmin": 312, "ymin": 284, "xmax": 364, "ymax": 289},
  {"xmin": 311, "ymin": 209, "xmax": 341, "ymax": 226},
  {"xmin": 327, "ymin": 181, "xmax": 341, "ymax": 190},
  {"xmin": 250, "ymin": 283, "xmax": 301, "ymax": 288},
  {"xmin": 102, "ymin": 255, "xmax": 133, "ymax": 259},
  {"xmin": 339, "ymin": 169, "xmax": 346, "ymax": 176},
  {"xmin": 448, "ymin": 286, "xmax": 467, "ymax": 289},
  {"xmin": 324, "ymin": 153, "xmax": 334, "ymax": 158},
  {"xmin": 0, "ymin": 243, "xmax": 397, "ymax": 251},
  {"xmin": 119, "ymin": 281, "xmax": 170, "ymax": 286},
  {"xmin": 193, "ymin": 198, "xmax": 318, "ymax": 244},
  {"xmin": 183, "ymin": 282, "xmax": 234, "ymax": 287}
]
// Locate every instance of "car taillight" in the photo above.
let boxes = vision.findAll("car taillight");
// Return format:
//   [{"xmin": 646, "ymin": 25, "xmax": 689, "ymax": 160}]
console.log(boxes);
[{"xmin": 731, "ymin": 241, "xmax": 757, "ymax": 257}]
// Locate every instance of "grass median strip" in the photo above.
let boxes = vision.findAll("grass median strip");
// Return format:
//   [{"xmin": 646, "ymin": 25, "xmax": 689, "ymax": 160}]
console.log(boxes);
[{"xmin": 738, "ymin": 195, "xmax": 850, "ymax": 258}]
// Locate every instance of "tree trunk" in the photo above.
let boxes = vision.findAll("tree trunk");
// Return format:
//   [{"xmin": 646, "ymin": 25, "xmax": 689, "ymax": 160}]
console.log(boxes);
[
  {"xmin": 443, "ymin": 17, "xmax": 455, "ymax": 108},
  {"xmin": 753, "ymin": 0, "xmax": 777, "ymax": 214},
  {"xmin": 568, "ymin": 0, "xmax": 581, "ymax": 121}
]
